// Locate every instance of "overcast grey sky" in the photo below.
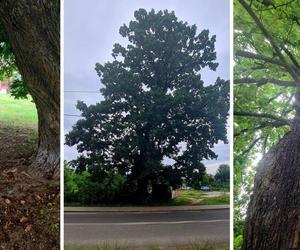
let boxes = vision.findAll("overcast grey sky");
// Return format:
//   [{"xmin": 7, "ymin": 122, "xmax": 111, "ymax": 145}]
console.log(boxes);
[{"xmin": 64, "ymin": 0, "xmax": 230, "ymax": 174}]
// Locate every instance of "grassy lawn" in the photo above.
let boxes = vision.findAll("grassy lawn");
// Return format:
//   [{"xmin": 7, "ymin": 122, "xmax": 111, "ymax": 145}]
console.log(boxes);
[
  {"xmin": 0, "ymin": 94, "xmax": 37, "ymax": 126},
  {"xmin": 65, "ymin": 242, "xmax": 228, "ymax": 250},
  {"xmin": 169, "ymin": 190, "xmax": 229, "ymax": 206}
]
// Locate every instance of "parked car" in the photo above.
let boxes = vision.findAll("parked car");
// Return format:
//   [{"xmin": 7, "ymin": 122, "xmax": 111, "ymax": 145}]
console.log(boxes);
[{"xmin": 200, "ymin": 186, "xmax": 210, "ymax": 191}]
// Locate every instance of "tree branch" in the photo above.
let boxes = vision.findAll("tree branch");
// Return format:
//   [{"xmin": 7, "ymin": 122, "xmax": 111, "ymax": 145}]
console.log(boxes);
[
  {"xmin": 242, "ymin": 137, "xmax": 264, "ymax": 156},
  {"xmin": 238, "ymin": 0, "xmax": 300, "ymax": 81},
  {"xmin": 235, "ymin": 50, "xmax": 287, "ymax": 68},
  {"xmin": 234, "ymin": 77, "xmax": 296, "ymax": 87},
  {"xmin": 282, "ymin": 46, "xmax": 300, "ymax": 71},
  {"xmin": 234, "ymin": 111, "xmax": 290, "ymax": 125},
  {"xmin": 234, "ymin": 120, "xmax": 288, "ymax": 137},
  {"xmin": 267, "ymin": 92, "xmax": 284, "ymax": 104}
]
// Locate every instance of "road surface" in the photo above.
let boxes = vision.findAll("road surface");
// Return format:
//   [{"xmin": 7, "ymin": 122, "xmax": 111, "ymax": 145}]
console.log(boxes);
[{"xmin": 65, "ymin": 208, "xmax": 229, "ymax": 247}]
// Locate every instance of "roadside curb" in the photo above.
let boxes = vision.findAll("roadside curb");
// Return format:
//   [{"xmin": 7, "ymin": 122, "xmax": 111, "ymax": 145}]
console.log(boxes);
[{"xmin": 64, "ymin": 205, "xmax": 229, "ymax": 213}]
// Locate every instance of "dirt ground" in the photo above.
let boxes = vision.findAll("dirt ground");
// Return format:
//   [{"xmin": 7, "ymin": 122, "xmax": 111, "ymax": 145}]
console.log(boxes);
[{"xmin": 0, "ymin": 124, "xmax": 60, "ymax": 249}]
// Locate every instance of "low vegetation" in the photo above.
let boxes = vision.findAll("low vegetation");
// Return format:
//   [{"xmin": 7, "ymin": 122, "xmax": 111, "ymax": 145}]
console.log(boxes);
[
  {"xmin": 0, "ymin": 94, "xmax": 37, "ymax": 126},
  {"xmin": 65, "ymin": 167, "xmax": 229, "ymax": 206},
  {"xmin": 168, "ymin": 190, "xmax": 229, "ymax": 206},
  {"xmin": 65, "ymin": 242, "xmax": 229, "ymax": 250}
]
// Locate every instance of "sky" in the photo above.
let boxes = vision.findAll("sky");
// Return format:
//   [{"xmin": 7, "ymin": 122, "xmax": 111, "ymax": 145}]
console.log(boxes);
[{"xmin": 64, "ymin": 0, "xmax": 230, "ymax": 175}]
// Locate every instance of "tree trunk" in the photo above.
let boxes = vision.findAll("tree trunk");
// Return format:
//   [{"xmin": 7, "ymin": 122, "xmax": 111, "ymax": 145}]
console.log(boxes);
[
  {"xmin": 0, "ymin": 0, "xmax": 60, "ymax": 178},
  {"xmin": 243, "ymin": 88, "xmax": 300, "ymax": 249},
  {"xmin": 135, "ymin": 177, "xmax": 150, "ymax": 203}
]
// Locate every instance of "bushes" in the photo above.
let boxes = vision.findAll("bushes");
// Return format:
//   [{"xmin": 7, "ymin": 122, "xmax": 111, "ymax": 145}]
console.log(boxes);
[
  {"xmin": 64, "ymin": 167, "xmax": 126, "ymax": 205},
  {"xmin": 234, "ymin": 234, "xmax": 243, "ymax": 250},
  {"xmin": 79, "ymin": 174, "xmax": 126, "ymax": 204},
  {"xmin": 64, "ymin": 167, "xmax": 175, "ymax": 204}
]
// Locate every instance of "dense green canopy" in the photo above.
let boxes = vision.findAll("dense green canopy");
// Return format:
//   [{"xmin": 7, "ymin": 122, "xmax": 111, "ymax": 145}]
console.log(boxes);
[{"xmin": 67, "ymin": 9, "xmax": 229, "ymax": 201}]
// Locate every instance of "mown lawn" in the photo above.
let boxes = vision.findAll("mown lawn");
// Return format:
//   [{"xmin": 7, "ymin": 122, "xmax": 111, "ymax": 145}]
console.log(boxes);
[
  {"xmin": 169, "ymin": 190, "xmax": 229, "ymax": 206},
  {"xmin": 0, "ymin": 94, "xmax": 37, "ymax": 126},
  {"xmin": 65, "ymin": 242, "xmax": 229, "ymax": 250}
]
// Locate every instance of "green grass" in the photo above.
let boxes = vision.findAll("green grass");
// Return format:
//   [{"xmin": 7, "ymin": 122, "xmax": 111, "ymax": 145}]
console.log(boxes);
[
  {"xmin": 0, "ymin": 94, "xmax": 37, "ymax": 126},
  {"xmin": 168, "ymin": 190, "xmax": 229, "ymax": 206},
  {"xmin": 64, "ymin": 242, "xmax": 228, "ymax": 250},
  {"xmin": 199, "ymin": 195, "xmax": 230, "ymax": 205}
]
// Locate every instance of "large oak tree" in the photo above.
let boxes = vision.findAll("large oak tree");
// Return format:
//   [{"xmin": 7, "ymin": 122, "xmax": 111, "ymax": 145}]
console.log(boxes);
[
  {"xmin": 234, "ymin": 0, "xmax": 300, "ymax": 248},
  {"xmin": 0, "ymin": 0, "xmax": 60, "ymax": 178},
  {"xmin": 66, "ymin": 9, "xmax": 229, "ymax": 202}
]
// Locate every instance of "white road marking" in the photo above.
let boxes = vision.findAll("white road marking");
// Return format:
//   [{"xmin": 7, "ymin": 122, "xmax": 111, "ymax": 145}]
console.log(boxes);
[
  {"xmin": 65, "ymin": 219, "xmax": 229, "ymax": 226},
  {"xmin": 65, "ymin": 211, "xmax": 172, "ymax": 215}
]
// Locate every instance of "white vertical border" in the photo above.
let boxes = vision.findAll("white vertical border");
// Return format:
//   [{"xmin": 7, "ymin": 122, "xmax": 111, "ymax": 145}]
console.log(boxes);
[
  {"xmin": 230, "ymin": 0, "xmax": 234, "ymax": 249},
  {"xmin": 60, "ymin": 0, "xmax": 65, "ymax": 249}
]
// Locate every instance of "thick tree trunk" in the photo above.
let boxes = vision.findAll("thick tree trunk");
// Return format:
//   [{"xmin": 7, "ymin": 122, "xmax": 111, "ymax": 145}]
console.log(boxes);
[
  {"xmin": 136, "ymin": 177, "xmax": 150, "ymax": 203},
  {"xmin": 243, "ymin": 89, "xmax": 300, "ymax": 249},
  {"xmin": 0, "ymin": 0, "xmax": 60, "ymax": 178}
]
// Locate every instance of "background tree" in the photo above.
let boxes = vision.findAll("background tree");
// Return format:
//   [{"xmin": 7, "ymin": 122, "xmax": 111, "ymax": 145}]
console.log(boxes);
[
  {"xmin": 0, "ymin": 0, "xmax": 60, "ymax": 178},
  {"xmin": 215, "ymin": 164, "xmax": 230, "ymax": 183},
  {"xmin": 234, "ymin": 0, "xmax": 300, "ymax": 248},
  {"xmin": 66, "ymin": 9, "xmax": 229, "ymax": 203}
]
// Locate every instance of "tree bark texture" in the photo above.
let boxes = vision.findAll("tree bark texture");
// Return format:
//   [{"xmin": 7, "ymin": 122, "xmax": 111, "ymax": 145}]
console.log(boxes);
[
  {"xmin": 0, "ymin": 0, "xmax": 60, "ymax": 178},
  {"xmin": 243, "ymin": 89, "xmax": 300, "ymax": 249}
]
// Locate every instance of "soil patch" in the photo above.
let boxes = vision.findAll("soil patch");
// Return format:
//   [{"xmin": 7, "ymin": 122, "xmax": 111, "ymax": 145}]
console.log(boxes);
[{"xmin": 0, "ymin": 124, "xmax": 60, "ymax": 249}]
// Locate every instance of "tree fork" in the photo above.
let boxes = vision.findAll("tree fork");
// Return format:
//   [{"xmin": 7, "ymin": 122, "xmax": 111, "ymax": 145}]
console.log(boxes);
[{"xmin": 0, "ymin": 0, "xmax": 60, "ymax": 178}]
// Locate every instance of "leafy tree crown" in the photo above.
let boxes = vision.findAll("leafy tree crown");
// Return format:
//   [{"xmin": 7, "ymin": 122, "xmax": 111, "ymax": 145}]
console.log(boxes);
[{"xmin": 66, "ymin": 9, "xmax": 229, "ymax": 183}]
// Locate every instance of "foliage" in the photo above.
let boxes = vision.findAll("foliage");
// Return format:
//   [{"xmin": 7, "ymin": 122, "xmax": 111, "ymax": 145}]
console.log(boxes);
[
  {"xmin": 66, "ymin": 9, "xmax": 229, "ymax": 203},
  {"xmin": 215, "ymin": 164, "xmax": 230, "ymax": 183},
  {"xmin": 234, "ymin": 0, "xmax": 300, "ymax": 247},
  {"xmin": 64, "ymin": 166, "xmax": 126, "ymax": 204},
  {"xmin": 64, "ymin": 166, "xmax": 88, "ymax": 203},
  {"xmin": 201, "ymin": 174, "xmax": 210, "ymax": 186},
  {"xmin": 9, "ymin": 78, "xmax": 29, "ymax": 99},
  {"xmin": 0, "ymin": 22, "xmax": 28, "ymax": 98},
  {"xmin": 0, "ymin": 23, "xmax": 15, "ymax": 79},
  {"xmin": 234, "ymin": 234, "xmax": 243, "ymax": 250}
]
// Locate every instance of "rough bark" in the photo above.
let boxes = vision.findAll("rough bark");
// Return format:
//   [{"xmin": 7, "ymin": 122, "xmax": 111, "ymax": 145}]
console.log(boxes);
[
  {"xmin": 243, "ymin": 88, "xmax": 300, "ymax": 249},
  {"xmin": 0, "ymin": 0, "xmax": 60, "ymax": 178}
]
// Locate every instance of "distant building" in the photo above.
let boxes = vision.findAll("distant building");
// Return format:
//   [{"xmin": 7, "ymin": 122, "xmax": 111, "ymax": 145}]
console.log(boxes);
[{"xmin": 0, "ymin": 80, "xmax": 11, "ymax": 94}]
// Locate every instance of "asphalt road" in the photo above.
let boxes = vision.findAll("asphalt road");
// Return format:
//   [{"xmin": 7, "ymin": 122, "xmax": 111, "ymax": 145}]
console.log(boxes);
[{"xmin": 65, "ymin": 209, "xmax": 229, "ymax": 247}]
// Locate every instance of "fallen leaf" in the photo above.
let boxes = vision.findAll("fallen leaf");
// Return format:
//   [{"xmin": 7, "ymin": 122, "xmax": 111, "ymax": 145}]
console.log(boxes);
[
  {"xmin": 20, "ymin": 216, "xmax": 29, "ymax": 223},
  {"xmin": 25, "ymin": 224, "xmax": 32, "ymax": 232},
  {"xmin": 4, "ymin": 199, "xmax": 11, "ymax": 205}
]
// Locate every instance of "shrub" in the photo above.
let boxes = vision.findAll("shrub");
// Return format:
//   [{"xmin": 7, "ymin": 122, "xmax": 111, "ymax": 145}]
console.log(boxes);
[{"xmin": 64, "ymin": 167, "xmax": 126, "ymax": 205}]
